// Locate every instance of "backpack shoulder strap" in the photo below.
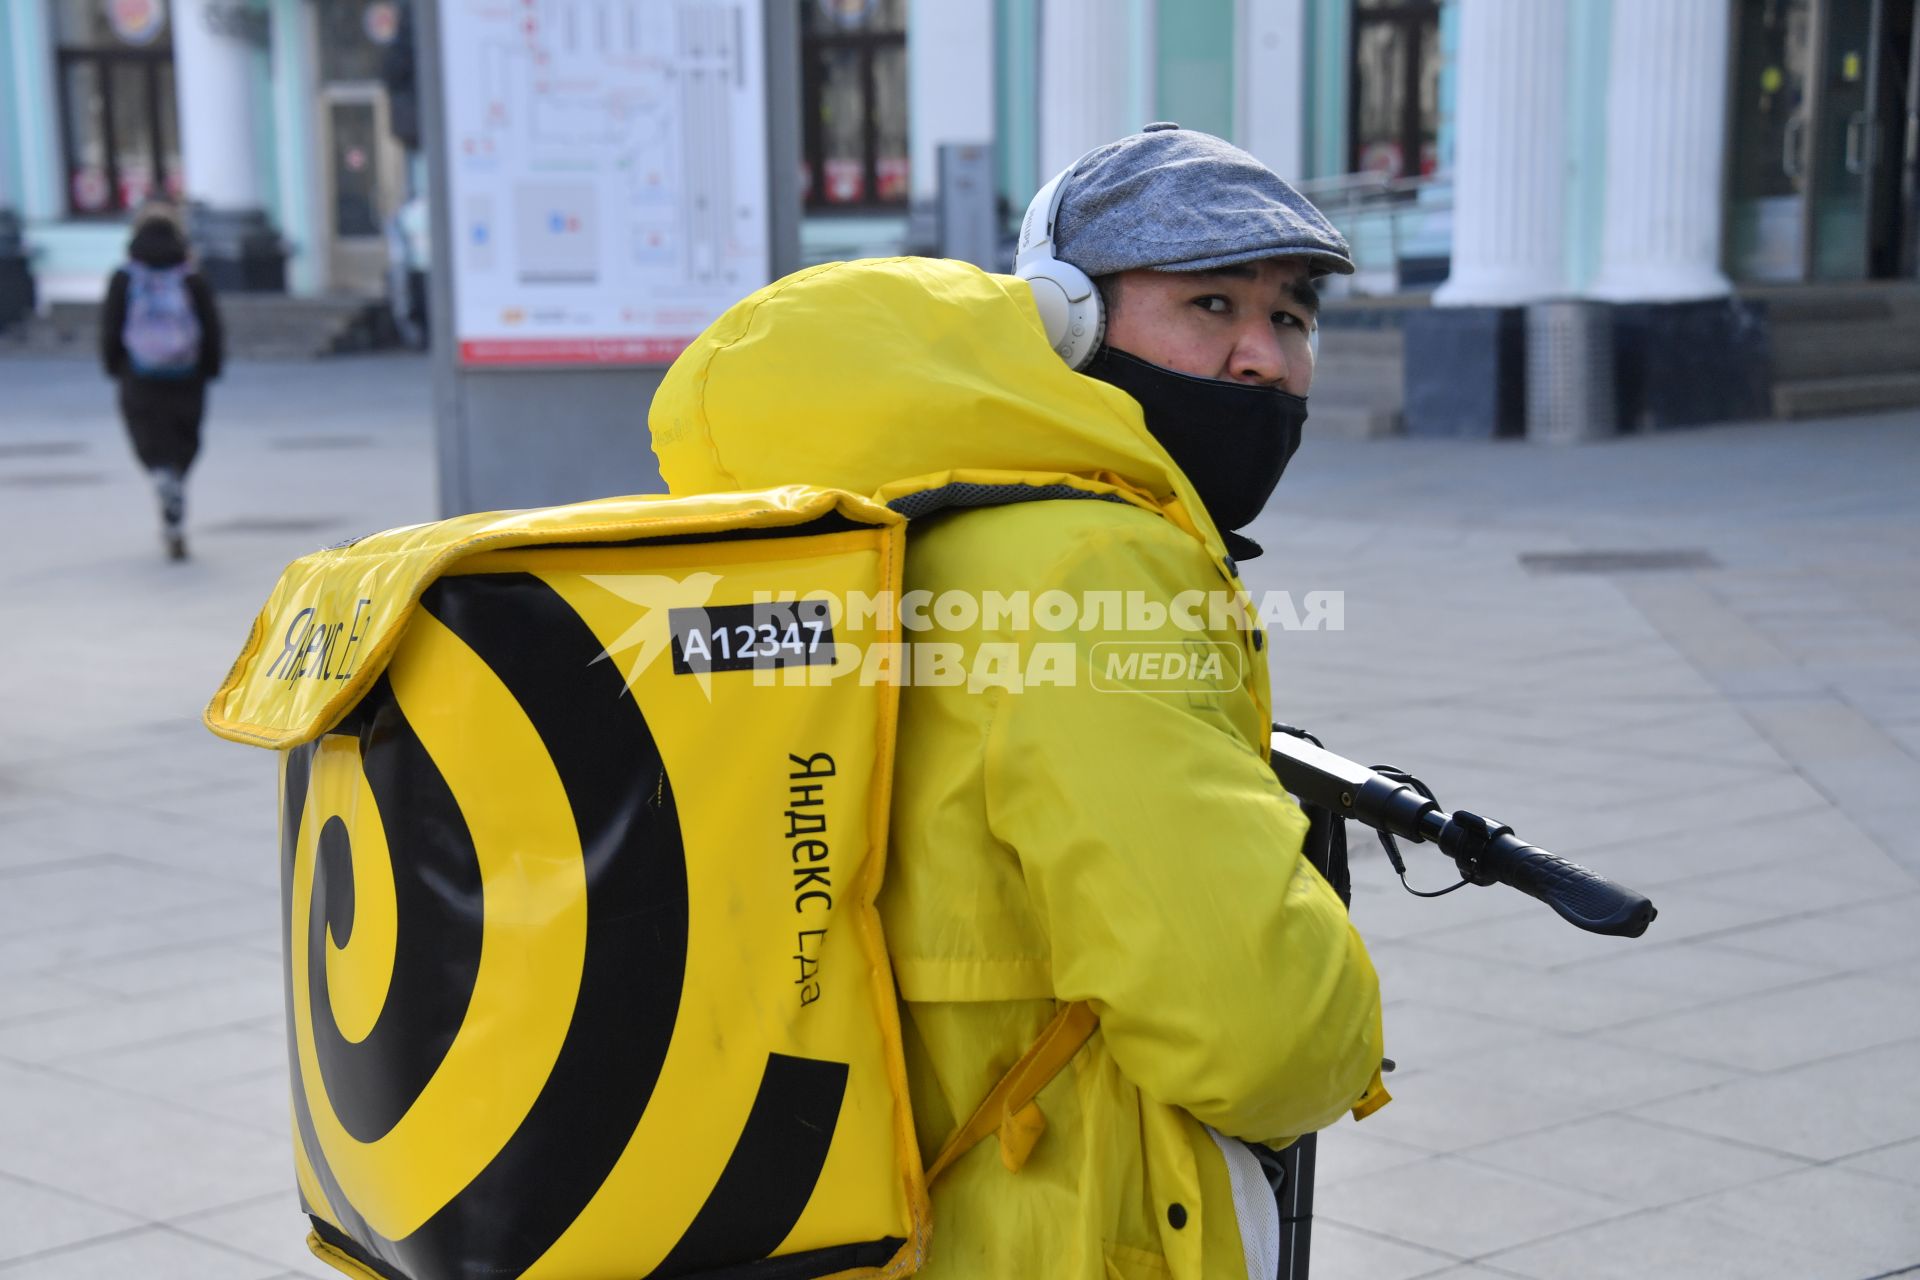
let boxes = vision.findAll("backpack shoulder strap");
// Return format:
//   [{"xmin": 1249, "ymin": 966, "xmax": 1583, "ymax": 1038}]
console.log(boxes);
[{"xmin": 925, "ymin": 999, "xmax": 1098, "ymax": 1182}]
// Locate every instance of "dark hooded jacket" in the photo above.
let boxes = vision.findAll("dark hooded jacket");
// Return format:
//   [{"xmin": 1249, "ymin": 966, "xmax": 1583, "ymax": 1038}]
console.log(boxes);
[{"xmin": 100, "ymin": 217, "xmax": 224, "ymax": 383}]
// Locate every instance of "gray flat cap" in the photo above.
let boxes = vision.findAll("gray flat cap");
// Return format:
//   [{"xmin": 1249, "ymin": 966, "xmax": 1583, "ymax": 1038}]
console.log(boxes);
[{"xmin": 1053, "ymin": 123, "xmax": 1354, "ymax": 277}]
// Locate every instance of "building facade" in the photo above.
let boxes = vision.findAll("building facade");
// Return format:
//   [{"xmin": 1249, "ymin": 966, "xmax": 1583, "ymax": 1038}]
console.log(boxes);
[
  {"xmin": 5, "ymin": 1, "xmax": 1917, "ymax": 398},
  {"xmin": 1, "ymin": 0, "xmax": 423, "ymax": 303},
  {"xmin": 0, "ymin": 0, "xmax": 1372, "ymax": 306}
]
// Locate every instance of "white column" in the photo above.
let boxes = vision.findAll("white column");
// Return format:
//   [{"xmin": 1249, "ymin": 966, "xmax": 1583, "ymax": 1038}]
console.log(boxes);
[
  {"xmin": 1038, "ymin": 0, "xmax": 1141, "ymax": 177},
  {"xmin": 270, "ymin": 0, "xmax": 321, "ymax": 293},
  {"xmin": 1586, "ymin": 0, "xmax": 1732, "ymax": 301},
  {"xmin": 6, "ymin": 0, "xmax": 62, "ymax": 220},
  {"xmin": 168, "ymin": 0, "xmax": 263, "ymax": 208},
  {"xmin": 1236, "ymin": 0, "xmax": 1306, "ymax": 181},
  {"xmin": 908, "ymin": 0, "xmax": 995, "ymax": 201},
  {"xmin": 1433, "ymin": 0, "xmax": 1568, "ymax": 306}
]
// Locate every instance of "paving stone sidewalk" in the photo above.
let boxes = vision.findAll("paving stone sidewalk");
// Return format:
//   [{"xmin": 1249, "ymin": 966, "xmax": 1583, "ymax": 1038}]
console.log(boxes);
[{"xmin": 0, "ymin": 355, "xmax": 1916, "ymax": 1278}]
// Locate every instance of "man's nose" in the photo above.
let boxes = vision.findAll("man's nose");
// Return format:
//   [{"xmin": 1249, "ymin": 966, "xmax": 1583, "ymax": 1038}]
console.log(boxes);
[{"xmin": 1229, "ymin": 325, "xmax": 1289, "ymax": 388}]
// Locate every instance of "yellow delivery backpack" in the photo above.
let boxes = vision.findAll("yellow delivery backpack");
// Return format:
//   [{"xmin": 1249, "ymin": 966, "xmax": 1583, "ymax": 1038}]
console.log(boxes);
[{"xmin": 204, "ymin": 482, "xmax": 1104, "ymax": 1280}]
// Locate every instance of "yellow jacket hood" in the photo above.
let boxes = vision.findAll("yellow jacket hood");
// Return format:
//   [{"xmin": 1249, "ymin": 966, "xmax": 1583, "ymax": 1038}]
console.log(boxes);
[{"xmin": 649, "ymin": 257, "xmax": 1222, "ymax": 551}]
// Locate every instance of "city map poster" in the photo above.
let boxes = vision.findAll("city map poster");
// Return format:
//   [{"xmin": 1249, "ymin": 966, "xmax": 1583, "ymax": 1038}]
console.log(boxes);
[{"xmin": 440, "ymin": 0, "xmax": 771, "ymax": 366}]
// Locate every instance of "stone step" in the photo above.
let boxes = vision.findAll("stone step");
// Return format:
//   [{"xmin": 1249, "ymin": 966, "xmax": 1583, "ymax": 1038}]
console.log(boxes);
[
  {"xmin": 46, "ymin": 298, "xmax": 375, "ymax": 325},
  {"xmin": 1745, "ymin": 281, "xmax": 1920, "ymax": 326},
  {"xmin": 14, "ymin": 293, "xmax": 391, "ymax": 360},
  {"xmin": 1305, "ymin": 402, "xmax": 1401, "ymax": 439},
  {"xmin": 1771, "ymin": 372, "xmax": 1920, "ymax": 418},
  {"xmin": 1770, "ymin": 321, "xmax": 1920, "ymax": 380},
  {"xmin": 1311, "ymin": 367, "xmax": 1407, "ymax": 411},
  {"xmin": 1313, "ymin": 319, "xmax": 1408, "ymax": 433},
  {"xmin": 1318, "ymin": 326, "xmax": 1405, "ymax": 358},
  {"xmin": 1314, "ymin": 347, "xmax": 1406, "ymax": 374}
]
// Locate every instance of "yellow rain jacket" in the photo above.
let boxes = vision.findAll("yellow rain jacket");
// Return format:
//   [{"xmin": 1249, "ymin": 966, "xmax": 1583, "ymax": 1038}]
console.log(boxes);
[{"xmin": 651, "ymin": 257, "xmax": 1386, "ymax": 1279}]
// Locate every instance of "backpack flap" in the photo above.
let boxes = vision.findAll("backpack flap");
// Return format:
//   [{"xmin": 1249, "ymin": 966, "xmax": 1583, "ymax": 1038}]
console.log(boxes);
[
  {"xmin": 208, "ymin": 484, "xmax": 932, "ymax": 1280},
  {"xmin": 206, "ymin": 485, "xmax": 900, "ymax": 748}
]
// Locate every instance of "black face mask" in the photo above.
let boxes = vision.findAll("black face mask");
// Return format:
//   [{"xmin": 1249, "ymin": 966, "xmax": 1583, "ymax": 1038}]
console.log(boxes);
[{"xmin": 1082, "ymin": 346, "xmax": 1307, "ymax": 561}]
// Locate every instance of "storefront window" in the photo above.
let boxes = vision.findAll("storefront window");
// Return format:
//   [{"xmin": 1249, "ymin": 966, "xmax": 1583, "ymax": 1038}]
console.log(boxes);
[
  {"xmin": 61, "ymin": 61, "xmax": 111, "ymax": 214},
  {"xmin": 55, "ymin": 0, "xmax": 179, "ymax": 217},
  {"xmin": 156, "ymin": 62, "xmax": 183, "ymax": 200},
  {"xmin": 56, "ymin": 0, "xmax": 168, "ymax": 48},
  {"xmin": 320, "ymin": 0, "xmax": 405, "ymax": 84},
  {"xmin": 1353, "ymin": 20, "xmax": 1410, "ymax": 177},
  {"xmin": 109, "ymin": 61, "xmax": 158, "ymax": 207},
  {"xmin": 329, "ymin": 101, "xmax": 383, "ymax": 237},
  {"xmin": 871, "ymin": 43, "xmax": 909, "ymax": 201},
  {"xmin": 801, "ymin": 0, "xmax": 909, "ymax": 211},
  {"xmin": 1349, "ymin": 0, "xmax": 1441, "ymax": 180}
]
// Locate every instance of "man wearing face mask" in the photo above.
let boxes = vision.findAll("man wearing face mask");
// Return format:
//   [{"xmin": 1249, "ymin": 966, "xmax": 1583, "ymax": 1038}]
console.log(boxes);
[
  {"xmin": 650, "ymin": 124, "xmax": 1385, "ymax": 1280},
  {"xmin": 1024, "ymin": 122, "xmax": 1335, "ymax": 563}
]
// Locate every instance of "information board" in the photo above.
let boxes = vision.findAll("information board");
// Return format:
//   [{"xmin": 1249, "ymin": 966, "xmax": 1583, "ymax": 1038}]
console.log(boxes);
[{"xmin": 439, "ymin": 0, "xmax": 770, "ymax": 365}]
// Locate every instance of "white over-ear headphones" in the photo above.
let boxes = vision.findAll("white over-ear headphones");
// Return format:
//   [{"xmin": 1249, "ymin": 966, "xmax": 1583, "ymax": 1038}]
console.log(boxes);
[
  {"xmin": 1016, "ymin": 150, "xmax": 1105, "ymax": 370},
  {"xmin": 1016, "ymin": 148, "xmax": 1327, "ymax": 372}
]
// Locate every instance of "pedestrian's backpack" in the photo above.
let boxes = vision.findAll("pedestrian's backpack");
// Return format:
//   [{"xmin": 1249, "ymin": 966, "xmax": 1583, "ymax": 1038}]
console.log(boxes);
[
  {"xmin": 122, "ymin": 262, "xmax": 201, "ymax": 376},
  {"xmin": 204, "ymin": 484, "xmax": 1102, "ymax": 1280}
]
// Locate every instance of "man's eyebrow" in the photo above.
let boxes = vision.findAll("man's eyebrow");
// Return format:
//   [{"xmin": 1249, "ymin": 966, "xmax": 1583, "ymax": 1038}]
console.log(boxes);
[
  {"xmin": 1286, "ymin": 276, "xmax": 1321, "ymax": 315},
  {"xmin": 1186, "ymin": 265, "xmax": 1260, "ymax": 283},
  {"xmin": 1184, "ymin": 264, "xmax": 1320, "ymax": 313}
]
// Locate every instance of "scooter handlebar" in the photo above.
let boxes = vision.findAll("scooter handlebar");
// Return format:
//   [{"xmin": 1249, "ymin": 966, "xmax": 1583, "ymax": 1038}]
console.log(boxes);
[
  {"xmin": 1468, "ymin": 828, "xmax": 1656, "ymax": 938},
  {"xmin": 1269, "ymin": 728, "xmax": 1657, "ymax": 938}
]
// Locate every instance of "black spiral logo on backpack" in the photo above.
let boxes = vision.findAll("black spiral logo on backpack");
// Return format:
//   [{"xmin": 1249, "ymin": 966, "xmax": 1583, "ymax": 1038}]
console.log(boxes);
[{"xmin": 279, "ymin": 574, "xmax": 866, "ymax": 1280}]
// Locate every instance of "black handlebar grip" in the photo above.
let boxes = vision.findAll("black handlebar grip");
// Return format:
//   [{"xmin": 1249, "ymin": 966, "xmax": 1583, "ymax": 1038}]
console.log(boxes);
[{"xmin": 1477, "ymin": 833, "xmax": 1657, "ymax": 937}]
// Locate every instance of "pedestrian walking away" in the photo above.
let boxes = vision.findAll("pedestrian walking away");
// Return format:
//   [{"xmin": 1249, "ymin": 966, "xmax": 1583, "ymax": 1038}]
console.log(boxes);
[{"xmin": 98, "ymin": 202, "xmax": 224, "ymax": 561}]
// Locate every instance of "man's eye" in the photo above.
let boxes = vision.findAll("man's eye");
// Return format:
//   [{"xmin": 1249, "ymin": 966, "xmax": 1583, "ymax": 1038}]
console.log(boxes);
[
  {"xmin": 1193, "ymin": 296, "xmax": 1231, "ymax": 314},
  {"xmin": 1274, "ymin": 311, "xmax": 1306, "ymax": 330}
]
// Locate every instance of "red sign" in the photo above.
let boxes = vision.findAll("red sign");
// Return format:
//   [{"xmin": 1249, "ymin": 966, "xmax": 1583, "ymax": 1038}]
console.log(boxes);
[
  {"xmin": 459, "ymin": 337, "xmax": 695, "ymax": 366},
  {"xmin": 823, "ymin": 158, "xmax": 863, "ymax": 204},
  {"xmin": 71, "ymin": 168, "xmax": 111, "ymax": 212},
  {"xmin": 816, "ymin": 0, "xmax": 878, "ymax": 30},
  {"xmin": 117, "ymin": 164, "xmax": 154, "ymax": 207},
  {"xmin": 109, "ymin": 0, "xmax": 165, "ymax": 45},
  {"xmin": 1358, "ymin": 140, "xmax": 1404, "ymax": 179},
  {"xmin": 875, "ymin": 155, "xmax": 909, "ymax": 202},
  {"xmin": 363, "ymin": 1, "xmax": 401, "ymax": 45}
]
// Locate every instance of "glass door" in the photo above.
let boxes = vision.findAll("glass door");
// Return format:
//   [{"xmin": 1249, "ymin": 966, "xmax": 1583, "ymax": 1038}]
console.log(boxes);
[
  {"xmin": 1729, "ymin": 0, "xmax": 1814, "ymax": 280},
  {"xmin": 1879, "ymin": 0, "xmax": 1917, "ymax": 275},
  {"xmin": 1730, "ymin": 0, "xmax": 1919, "ymax": 281},
  {"xmin": 317, "ymin": 0, "xmax": 409, "ymax": 296},
  {"xmin": 320, "ymin": 86, "xmax": 403, "ymax": 295},
  {"xmin": 1807, "ymin": 0, "xmax": 1877, "ymax": 277}
]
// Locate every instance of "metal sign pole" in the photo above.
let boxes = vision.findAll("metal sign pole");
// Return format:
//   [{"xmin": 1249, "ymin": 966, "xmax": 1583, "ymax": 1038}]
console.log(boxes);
[{"xmin": 415, "ymin": 0, "xmax": 800, "ymax": 517}]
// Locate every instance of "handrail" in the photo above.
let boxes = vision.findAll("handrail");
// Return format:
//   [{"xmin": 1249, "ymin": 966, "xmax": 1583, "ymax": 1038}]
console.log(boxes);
[
  {"xmin": 1295, "ymin": 169, "xmax": 1446, "ymax": 207},
  {"xmin": 1298, "ymin": 171, "xmax": 1454, "ymax": 297}
]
